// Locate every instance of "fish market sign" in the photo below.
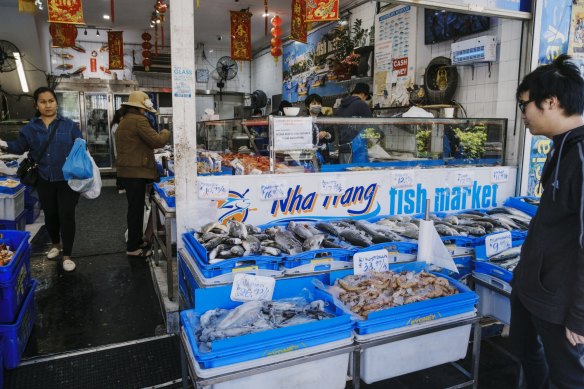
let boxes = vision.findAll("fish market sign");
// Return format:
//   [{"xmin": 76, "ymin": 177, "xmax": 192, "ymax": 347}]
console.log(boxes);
[{"xmin": 231, "ymin": 274, "xmax": 275, "ymax": 302}]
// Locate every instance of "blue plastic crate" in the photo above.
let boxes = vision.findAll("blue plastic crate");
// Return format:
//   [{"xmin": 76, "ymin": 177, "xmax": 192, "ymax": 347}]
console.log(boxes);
[
  {"xmin": 473, "ymin": 235, "xmax": 524, "ymax": 284},
  {"xmin": 153, "ymin": 177, "xmax": 176, "ymax": 208},
  {"xmin": 178, "ymin": 255, "xmax": 196, "ymax": 310},
  {"xmin": 0, "ymin": 231, "xmax": 30, "ymax": 285},
  {"xmin": 324, "ymin": 263, "xmax": 478, "ymax": 335},
  {"xmin": 504, "ymin": 196, "xmax": 538, "ymax": 217},
  {"xmin": 0, "ymin": 279, "xmax": 36, "ymax": 369},
  {"xmin": 25, "ymin": 200, "xmax": 40, "ymax": 225},
  {"xmin": 0, "ymin": 248, "xmax": 31, "ymax": 324},
  {"xmin": 182, "ymin": 233, "xmax": 281, "ymax": 278},
  {"xmin": 434, "ymin": 256, "xmax": 473, "ymax": 280},
  {"xmin": 0, "ymin": 211, "xmax": 27, "ymax": 232},
  {"xmin": 0, "ymin": 337, "xmax": 3, "ymax": 389},
  {"xmin": 356, "ymin": 242, "xmax": 418, "ymax": 264},
  {"xmin": 24, "ymin": 186, "xmax": 37, "ymax": 207},
  {"xmin": 474, "ymin": 233, "xmax": 525, "ymax": 260},
  {"xmin": 0, "ymin": 178, "xmax": 23, "ymax": 195},
  {"xmin": 282, "ymin": 248, "xmax": 355, "ymax": 272},
  {"xmin": 198, "ymin": 166, "xmax": 233, "ymax": 176},
  {"xmin": 180, "ymin": 275, "xmax": 353, "ymax": 368}
]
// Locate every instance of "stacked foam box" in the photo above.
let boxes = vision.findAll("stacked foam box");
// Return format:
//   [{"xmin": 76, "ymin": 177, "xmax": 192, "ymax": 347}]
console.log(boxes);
[{"xmin": 0, "ymin": 231, "xmax": 36, "ymax": 369}]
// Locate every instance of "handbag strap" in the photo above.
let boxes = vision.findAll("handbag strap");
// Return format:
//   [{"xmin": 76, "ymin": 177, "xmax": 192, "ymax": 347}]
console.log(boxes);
[{"xmin": 33, "ymin": 120, "xmax": 61, "ymax": 162}]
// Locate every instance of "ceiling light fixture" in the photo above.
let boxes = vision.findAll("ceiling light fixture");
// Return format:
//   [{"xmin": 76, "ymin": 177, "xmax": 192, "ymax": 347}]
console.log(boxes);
[
  {"xmin": 103, "ymin": 15, "xmax": 110, "ymax": 20},
  {"xmin": 84, "ymin": 28, "xmax": 88, "ymax": 35},
  {"xmin": 13, "ymin": 52, "xmax": 29, "ymax": 93},
  {"xmin": 96, "ymin": 29, "xmax": 100, "ymax": 36}
]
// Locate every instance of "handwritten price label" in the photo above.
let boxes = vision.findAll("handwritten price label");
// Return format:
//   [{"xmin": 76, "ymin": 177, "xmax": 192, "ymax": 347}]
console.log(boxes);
[
  {"xmin": 198, "ymin": 180, "xmax": 229, "ymax": 200},
  {"xmin": 260, "ymin": 182, "xmax": 287, "ymax": 201},
  {"xmin": 491, "ymin": 167, "xmax": 510, "ymax": 183},
  {"xmin": 485, "ymin": 231, "xmax": 512, "ymax": 258},
  {"xmin": 454, "ymin": 171, "xmax": 475, "ymax": 187},
  {"xmin": 353, "ymin": 249, "xmax": 390, "ymax": 275},
  {"xmin": 320, "ymin": 178, "xmax": 346, "ymax": 195},
  {"xmin": 230, "ymin": 274, "xmax": 275, "ymax": 302},
  {"xmin": 392, "ymin": 171, "xmax": 415, "ymax": 188}
]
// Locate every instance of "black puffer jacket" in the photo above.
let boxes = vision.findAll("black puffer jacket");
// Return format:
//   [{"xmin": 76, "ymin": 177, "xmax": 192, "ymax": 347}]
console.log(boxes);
[
  {"xmin": 336, "ymin": 96, "xmax": 372, "ymax": 146},
  {"xmin": 514, "ymin": 125, "xmax": 584, "ymax": 335}
]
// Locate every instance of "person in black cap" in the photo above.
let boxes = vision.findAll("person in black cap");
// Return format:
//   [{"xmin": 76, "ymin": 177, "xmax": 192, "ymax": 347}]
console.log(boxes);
[{"xmin": 336, "ymin": 83, "xmax": 373, "ymax": 164}]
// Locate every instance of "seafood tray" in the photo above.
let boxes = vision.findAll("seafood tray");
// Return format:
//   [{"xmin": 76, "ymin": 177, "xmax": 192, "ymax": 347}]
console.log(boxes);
[
  {"xmin": 473, "ymin": 235, "xmax": 524, "ymax": 283},
  {"xmin": 325, "ymin": 262, "xmax": 478, "ymax": 335},
  {"xmin": 198, "ymin": 166, "xmax": 233, "ymax": 176},
  {"xmin": 504, "ymin": 196, "xmax": 539, "ymax": 217},
  {"xmin": 182, "ymin": 233, "xmax": 281, "ymax": 278},
  {"xmin": 472, "ymin": 272, "xmax": 511, "ymax": 324},
  {"xmin": 0, "ymin": 231, "xmax": 31, "ymax": 323},
  {"xmin": 0, "ymin": 178, "xmax": 23, "ymax": 195},
  {"xmin": 0, "ymin": 279, "xmax": 36, "ymax": 369},
  {"xmin": 153, "ymin": 176, "xmax": 175, "ymax": 208},
  {"xmin": 352, "ymin": 311, "xmax": 475, "ymax": 383},
  {"xmin": 282, "ymin": 248, "xmax": 355, "ymax": 275},
  {"xmin": 184, "ymin": 333, "xmax": 352, "ymax": 389},
  {"xmin": 181, "ymin": 275, "xmax": 353, "ymax": 368}
]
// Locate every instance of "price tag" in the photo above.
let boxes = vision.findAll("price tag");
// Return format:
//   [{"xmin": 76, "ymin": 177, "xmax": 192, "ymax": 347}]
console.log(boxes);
[
  {"xmin": 392, "ymin": 171, "xmax": 415, "ymax": 188},
  {"xmin": 260, "ymin": 182, "xmax": 287, "ymax": 200},
  {"xmin": 491, "ymin": 167, "xmax": 510, "ymax": 183},
  {"xmin": 453, "ymin": 171, "xmax": 475, "ymax": 187},
  {"xmin": 485, "ymin": 231, "xmax": 513, "ymax": 258},
  {"xmin": 230, "ymin": 273, "xmax": 275, "ymax": 302},
  {"xmin": 198, "ymin": 180, "xmax": 229, "ymax": 200},
  {"xmin": 353, "ymin": 249, "xmax": 390, "ymax": 275},
  {"xmin": 320, "ymin": 178, "xmax": 346, "ymax": 195}
]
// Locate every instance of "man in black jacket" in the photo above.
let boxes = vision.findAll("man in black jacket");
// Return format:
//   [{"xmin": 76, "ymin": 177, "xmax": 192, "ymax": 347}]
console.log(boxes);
[
  {"xmin": 336, "ymin": 83, "xmax": 373, "ymax": 164},
  {"xmin": 512, "ymin": 54, "xmax": 584, "ymax": 389}
]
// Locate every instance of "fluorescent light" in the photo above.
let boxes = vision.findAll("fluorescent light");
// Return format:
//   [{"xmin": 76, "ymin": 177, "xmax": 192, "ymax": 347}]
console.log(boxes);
[
  {"xmin": 262, "ymin": 13, "xmax": 270, "ymax": 17},
  {"xmin": 156, "ymin": 19, "xmax": 161, "ymax": 24},
  {"xmin": 13, "ymin": 52, "xmax": 29, "ymax": 93},
  {"xmin": 209, "ymin": 49, "xmax": 214, "ymax": 53},
  {"xmin": 103, "ymin": 15, "xmax": 110, "ymax": 20}
]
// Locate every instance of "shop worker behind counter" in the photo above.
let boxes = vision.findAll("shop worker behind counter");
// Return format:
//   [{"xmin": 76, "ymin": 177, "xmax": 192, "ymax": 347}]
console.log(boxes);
[
  {"xmin": 512, "ymin": 54, "xmax": 584, "ymax": 389},
  {"xmin": 0, "ymin": 87, "xmax": 81, "ymax": 272},
  {"xmin": 115, "ymin": 91, "xmax": 170, "ymax": 258},
  {"xmin": 336, "ymin": 83, "xmax": 372, "ymax": 164}
]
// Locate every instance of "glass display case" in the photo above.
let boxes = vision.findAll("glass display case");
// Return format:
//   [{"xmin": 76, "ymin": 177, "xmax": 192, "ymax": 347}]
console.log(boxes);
[{"xmin": 195, "ymin": 117, "xmax": 507, "ymax": 175}]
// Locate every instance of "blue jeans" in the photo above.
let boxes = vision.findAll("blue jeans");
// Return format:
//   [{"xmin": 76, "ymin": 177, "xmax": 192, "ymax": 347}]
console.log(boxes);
[{"xmin": 510, "ymin": 292, "xmax": 584, "ymax": 389}]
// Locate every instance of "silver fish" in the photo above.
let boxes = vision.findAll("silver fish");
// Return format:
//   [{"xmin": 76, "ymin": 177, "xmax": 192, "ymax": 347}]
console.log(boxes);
[
  {"xmin": 242, "ymin": 235, "xmax": 261, "ymax": 255},
  {"xmin": 315, "ymin": 222, "xmax": 341, "ymax": 237},
  {"xmin": 230, "ymin": 246, "xmax": 245, "ymax": 256},
  {"xmin": 339, "ymin": 229, "xmax": 373, "ymax": 247},
  {"xmin": 217, "ymin": 300, "xmax": 264, "ymax": 330},
  {"xmin": 246, "ymin": 224, "xmax": 261, "ymax": 235},
  {"xmin": 209, "ymin": 243, "xmax": 227, "ymax": 261},
  {"xmin": 302, "ymin": 234, "xmax": 325, "ymax": 251},
  {"xmin": 275, "ymin": 231, "xmax": 303, "ymax": 254},
  {"xmin": 228, "ymin": 220, "xmax": 248, "ymax": 239},
  {"xmin": 261, "ymin": 246, "xmax": 281, "ymax": 256},
  {"xmin": 203, "ymin": 237, "xmax": 225, "ymax": 250},
  {"xmin": 490, "ymin": 246, "xmax": 522, "ymax": 261},
  {"xmin": 289, "ymin": 221, "xmax": 315, "ymax": 241}
]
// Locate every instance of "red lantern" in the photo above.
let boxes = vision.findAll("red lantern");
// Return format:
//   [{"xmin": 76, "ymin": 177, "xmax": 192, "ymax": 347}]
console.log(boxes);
[
  {"xmin": 270, "ymin": 47, "xmax": 282, "ymax": 57},
  {"xmin": 270, "ymin": 15, "xmax": 283, "ymax": 62},
  {"xmin": 271, "ymin": 15, "xmax": 282, "ymax": 26},
  {"xmin": 142, "ymin": 32, "xmax": 152, "ymax": 41},
  {"xmin": 270, "ymin": 26, "xmax": 282, "ymax": 37},
  {"xmin": 142, "ymin": 41, "xmax": 152, "ymax": 50},
  {"xmin": 270, "ymin": 37, "xmax": 282, "ymax": 47},
  {"xmin": 142, "ymin": 50, "xmax": 151, "ymax": 58},
  {"xmin": 142, "ymin": 58, "xmax": 151, "ymax": 71}
]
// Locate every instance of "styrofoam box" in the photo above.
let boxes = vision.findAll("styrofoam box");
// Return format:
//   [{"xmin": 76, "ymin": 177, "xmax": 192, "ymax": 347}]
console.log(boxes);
[
  {"xmin": 354, "ymin": 313, "xmax": 473, "ymax": 384},
  {"xmin": 0, "ymin": 188, "xmax": 25, "ymax": 221},
  {"xmin": 473, "ymin": 275, "xmax": 511, "ymax": 325},
  {"xmin": 185, "ymin": 332, "xmax": 352, "ymax": 389}
]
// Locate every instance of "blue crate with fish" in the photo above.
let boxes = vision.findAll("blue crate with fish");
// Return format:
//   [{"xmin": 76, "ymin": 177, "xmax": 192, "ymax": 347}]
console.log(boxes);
[
  {"xmin": 0, "ymin": 245, "xmax": 31, "ymax": 324},
  {"xmin": 180, "ymin": 274, "xmax": 354, "ymax": 368},
  {"xmin": 0, "ymin": 178, "xmax": 23, "ymax": 195},
  {"xmin": 504, "ymin": 196, "xmax": 539, "ymax": 217},
  {"xmin": 432, "ymin": 256, "xmax": 473, "ymax": 280},
  {"xmin": 473, "ymin": 233, "xmax": 524, "ymax": 283},
  {"xmin": 282, "ymin": 248, "xmax": 355, "ymax": 274},
  {"xmin": 356, "ymin": 242, "xmax": 418, "ymax": 264},
  {"xmin": 318, "ymin": 262, "xmax": 478, "ymax": 336},
  {"xmin": 0, "ymin": 279, "xmax": 36, "ymax": 369},
  {"xmin": 198, "ymin": 166, "xmax": 233, "ymax": 176},
  {"xmin": 153, "ymin": 176, "xmax": 176, "ymax": 208}
]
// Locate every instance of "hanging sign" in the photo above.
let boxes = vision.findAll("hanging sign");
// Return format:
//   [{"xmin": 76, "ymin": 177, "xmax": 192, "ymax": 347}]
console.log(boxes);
[
  {"xmin": 353, "ymin": 249, "xmax": 390, "ymax": 275},
  {"xmin": 230, "ymin": 10, "xmax": 252, "ymax": 61},
  {"xmin": 305, "ymin": 0, "xmax": 339, "ymax": 23},
  {"xmin": 49, "ymin": 23, "xmax": 77, "ymax": 48},
  {"xmin": 485, "ymin": 231, "xmax": 513, "ymax": 258},
  {"xmin": 230, "ymin": 273, "xmax": 275, "ymax": 302},
  {"xmin": 290, "ymin": 0, "xmax": 307, "ymax": 43},
  {"xmin": 108, "ymin": 31, "xmax": 124, "ymax": 70},
  {"xmin": 272, "ymin": 117, "xmax": 314, "ymax": 151},
  {"xmin": 48, "ymin": 0, "xmax": 85, "ymax": 24}
]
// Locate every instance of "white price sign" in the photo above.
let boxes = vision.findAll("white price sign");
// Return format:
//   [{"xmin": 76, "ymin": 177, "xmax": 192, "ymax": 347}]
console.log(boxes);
[
  {"xmin": 320, "ymin": 178, "xmax": 346, "ymax": 195},
  {"xmin": 353, "ymin": 249, "xmax": 390, "ymax": 275},
  {"xmin": 453, "ymin": 171, "xmax": 475, "ymax": 187},
  {"xmin": 272, "ymin": 117, "xmax": 314, "ymax": 151},
  {"xmin": 392, "ymin": 171, "xmax": 415, "ymax": 188},
  {"xmin": 491, "ymin": 167, "xmax": 510, "ymax": 183},
  {"xmin": 198, "ymin": 180, "xmax": 229, "ymax": 200},
  {"xmin": 230, "ymin": 273, "xmax": 276, "ymax": 302},
  {"xmin": 485, "ymin": 231, "xmax": 513, "ymax": 258},
  {"xmin": 260, "ymin": 182, "xmax": 287, "ymax": 201}
]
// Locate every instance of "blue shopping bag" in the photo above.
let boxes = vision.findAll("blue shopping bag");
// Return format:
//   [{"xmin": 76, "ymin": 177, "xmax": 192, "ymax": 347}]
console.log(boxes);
[
  {"xmin": 350, "ymin": 130, "xmax": 369, "ymax": 163},
  {"xmin": 62, "ymin": 138, "xmax": 93, "ymax": 180}
]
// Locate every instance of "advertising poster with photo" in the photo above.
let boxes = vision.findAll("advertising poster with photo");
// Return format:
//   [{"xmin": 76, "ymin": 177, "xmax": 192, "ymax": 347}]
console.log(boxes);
[{"xmin": 373, "ymin": 4, "xmax": 416, "ymax": 107}]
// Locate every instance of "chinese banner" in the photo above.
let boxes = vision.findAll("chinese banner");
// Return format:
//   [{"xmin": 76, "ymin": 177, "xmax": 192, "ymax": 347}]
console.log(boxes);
[
  {"xmin": 48, "ymin": 0, "xmax": 85, "ymax": 24},
  {"xmin": 108, "ymin": 31, "xmax": 124, "ymax": 70},
  {"xmin": 230, "ymin": 11, "xmax": 252, "ymax": 61},
  {"xmin": 290, "ymin": 0, "xmax": 307, "ymax": 43},
  {"xmin": 49, "ymin": 23, "xmax": 77, "ymax": 48},
  {"xmin": 569, "ymin": 2, "xmax": 584, "ymax": 59},
  {"xmin": 18, "ymin": 0, "xmax": 36, "ymax": 14},
  {"xmin": 306, "ymin": 0, "xmax": 338, "ymax": 23}
]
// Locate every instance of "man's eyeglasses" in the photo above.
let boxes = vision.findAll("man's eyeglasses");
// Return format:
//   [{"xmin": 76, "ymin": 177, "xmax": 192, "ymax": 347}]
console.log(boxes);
[{"xmin": 518, "ymin": 99, "xmax": 535, "ymax": 114}]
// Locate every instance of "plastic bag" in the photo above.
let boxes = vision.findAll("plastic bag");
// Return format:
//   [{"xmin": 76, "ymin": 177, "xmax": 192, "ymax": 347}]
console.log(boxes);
[
  {"xmin": 68, "ymin": 175, "xmax": 94, "ymax": 192},
  {"xmin": 350, "ymin": 130, "xmax": 369, "ymax": 163},
  {"xmin": 81, "ymin": 157, "xmax": 102, "ymax": 199},
  {"xmin": 62, "ymin": 138, "xmax": 93, "ymax": 180}
]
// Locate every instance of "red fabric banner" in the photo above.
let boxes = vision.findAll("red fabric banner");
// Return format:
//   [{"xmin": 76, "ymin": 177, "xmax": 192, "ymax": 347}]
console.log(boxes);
[
  {"xmin": 48, "ymin": 0, "xmax": 85, "ymax": 24},
  {"xmin": 306, "ymin": 0, "xmax": 339, "ymax": 23},
  {"xmin": 290, "ymin": 0, "xmax": 307, "ymax": 43},
  {"xmin": 49, "ymin": 23, "xmax": 77, "ymax": 48},
  {"xmin": 230, "ymin": 10, "xmax": 252, "ymax": 61},
  {"xmin": 108, "ymin": 31, "xmax": 124, "ymax": 70},
  {"xmin": 90, "ymin": 58, "xmax": 97, "ymax": 72}
]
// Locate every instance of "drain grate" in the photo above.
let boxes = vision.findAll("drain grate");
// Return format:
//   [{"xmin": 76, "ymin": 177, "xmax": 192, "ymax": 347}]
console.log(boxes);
[{"xmin": 5, "ymin": 335, "xmax": 181, "ymax": 389}]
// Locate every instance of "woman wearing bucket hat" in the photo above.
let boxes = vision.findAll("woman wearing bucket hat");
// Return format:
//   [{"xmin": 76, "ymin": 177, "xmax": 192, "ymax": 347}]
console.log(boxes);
[
  {"xmin": 115, "ymin": 91, "xmax": 170, "ymax": 258},
  {"xmin": 336, "ymin": 83, "xmax": 373, "ymax": 164}
]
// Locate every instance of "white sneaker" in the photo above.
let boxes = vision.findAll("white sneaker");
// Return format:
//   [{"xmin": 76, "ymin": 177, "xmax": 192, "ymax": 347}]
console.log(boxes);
[
  {"xmin": 62, "ymin": 258, "xmax": 76, "ymax": 272},
  {"xmin": 47, "ymin": 247, "xmax": 61, "ymax": 259}
]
